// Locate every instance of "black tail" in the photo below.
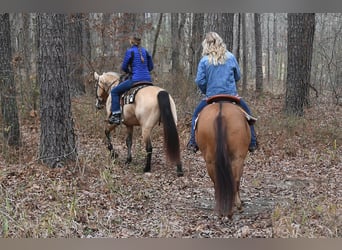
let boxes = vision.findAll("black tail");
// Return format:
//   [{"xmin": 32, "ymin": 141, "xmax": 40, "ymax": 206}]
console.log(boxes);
[
  {"xmin": 214, "ymin": 103, "xmax": 235, "ymax": 217},
  {"xmin": 157, "ymin": 91, "xmax": 181, "ymax": 164}
]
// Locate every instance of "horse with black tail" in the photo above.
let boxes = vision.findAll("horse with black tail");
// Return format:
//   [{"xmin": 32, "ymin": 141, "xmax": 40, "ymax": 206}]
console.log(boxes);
[
  {"xmin": 195, "ymin": 95, "xmax": 251, "ymax": 218},
  {"xmin": 94, "ymin": 71, "xmax": 183, "ymax": 177}
]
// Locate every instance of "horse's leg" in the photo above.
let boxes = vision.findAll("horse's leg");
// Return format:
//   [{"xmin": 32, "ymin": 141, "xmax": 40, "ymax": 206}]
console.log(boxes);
[
  {"xmin": 125, "ymin": 126, "xmax": 133, "ymax": 164},
  {"xmin": 176, "ymin": 162, "xmax": 183, "ymax": 177},
  {"xmin": 142, "ymin": 127, "xmax": 153, "ymax": 173},
  {"xmin": 105, "ymin": 125, "xmax": 118, "ymax": 159},
  {"xmin": 232, "ymin": 159, "xmax": 245, "ymax": 211}
]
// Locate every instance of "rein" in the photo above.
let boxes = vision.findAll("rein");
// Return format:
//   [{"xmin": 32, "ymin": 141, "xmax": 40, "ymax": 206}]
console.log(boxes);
[
  {"xmin": 95, "ymin": 77, "xmax": 119, "ymax": 109},
  {"xmin": 96, "ymin": 78, "xmax": 119, "ymax": 95}
]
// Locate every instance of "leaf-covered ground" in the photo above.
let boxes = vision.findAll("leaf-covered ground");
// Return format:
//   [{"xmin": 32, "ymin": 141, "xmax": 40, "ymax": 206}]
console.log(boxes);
[{"xmin": 0, "ymin": 92, "xmax": 341, "ymax": 238}]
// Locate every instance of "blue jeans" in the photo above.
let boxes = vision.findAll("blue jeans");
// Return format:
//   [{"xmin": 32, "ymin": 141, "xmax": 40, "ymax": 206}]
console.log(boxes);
[
  {"xmin": 189, "ymin": 98, "xmax": 257, "ymax": 147},
  {"xmin": 110, "ymin": 79, "xmax": 134, "ymax": 113}
]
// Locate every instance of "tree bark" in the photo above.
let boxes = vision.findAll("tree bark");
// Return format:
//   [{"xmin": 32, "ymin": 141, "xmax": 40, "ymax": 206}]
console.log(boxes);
[
  {"xmin": 285, "ymin": 13, "xmax": 315, "ymax": 116},
  {"xmin": 189, "ymin": 13, "xmax": 204, "ymax": 78},
  {"xmin": 0, "ymin": 13, "xmax": 21, "ymax": 147},
  {"xmin": 37, "ymin": 13, "xmax": 77, "ymax": 167},
  {"xmin": 66, "ymin": 13, "xmax": 85, "ymax": 97},
  {"xmin": 241, "ymin": 13, "xmax": 248, "ymax": 96},
  {"xmin": 152, "ymin": 13, "xmax": 163, "ymax": 61},
  {"xmin": 254, "ymin": 13, "xmax": 263, "ymax": 97}
]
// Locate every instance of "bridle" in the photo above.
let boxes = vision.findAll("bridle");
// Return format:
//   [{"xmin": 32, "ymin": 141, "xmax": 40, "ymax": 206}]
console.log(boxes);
[{"xmin": 95, "ymin": 78, "xmax": 119, "ymax": 109}]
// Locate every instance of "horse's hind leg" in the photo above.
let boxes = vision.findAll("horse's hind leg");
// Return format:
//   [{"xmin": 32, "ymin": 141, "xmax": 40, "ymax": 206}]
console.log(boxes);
[
  {"xmin": 176, "ymin": 163, "xmax": 184, "ymax": 177},
  {"xmin": 105, "ymin": 126, "xmax": 118, "ymax": 159},
  {"xmin": 235, "ymin": 180, "xmax": 243, "ymax": 211},
  {"xmin": 142, "ymin": 128, "xmax": 153, "ymax": 173},
  {"xmin": 125, "ymin": 126, "xmax": 133, "ymax": 164},
  {"xmin": 233, "ymin": 160, "xmax": 245, "ymax": 212},
  {"xmin": 144, "ymin": 138, "xmax": 152, "ymax": 173}
]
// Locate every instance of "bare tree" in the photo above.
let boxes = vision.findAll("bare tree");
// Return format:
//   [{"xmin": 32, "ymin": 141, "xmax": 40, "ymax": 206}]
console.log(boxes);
[
  {"xmin": 220, "ymin": 13, "xmax": 235, "ymax": 52},
  {"xmin": 241, "ymin": 13, "xmax": 248, "ymax": 96},
  {"xmin": 236, "ymin": 13, "xmax": 241, "ymax": 63},
  {"xmin": 37, "ymin": 13, "xmax": 77, "ymax": 167},
  {"xmin": 254, "ymin": 13, "xmax": 263, "ymax": 97},
  {"xmin": 152, "ymin": 13, "xmax": 163, "ymax": 61},
  {"xmin": 171, "ymin": 13, "xmax": 185, "ymax": 74},
  {"xmin": 0, "ymin": 13, "xmax": 20, "ymax": 147},
  {"xmin": 266, "ymin": 14, "xmax": 271, "ymax": 85},
  {"xmin": 189, "ymin": 13, "xmax": 204, "ymax": 78},
  {"xmin": 285, "ymin": 13, "xmax": 315, "ymax": 116},
  {"xmin": 66, "ymin": 13, "xmax": 85, "ymax": 97}
]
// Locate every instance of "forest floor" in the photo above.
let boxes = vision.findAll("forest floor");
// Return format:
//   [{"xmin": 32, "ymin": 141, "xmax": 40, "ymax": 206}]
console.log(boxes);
[{"xmin": 0, "ymin": 91, "xmax": 341, "ymax": 238}]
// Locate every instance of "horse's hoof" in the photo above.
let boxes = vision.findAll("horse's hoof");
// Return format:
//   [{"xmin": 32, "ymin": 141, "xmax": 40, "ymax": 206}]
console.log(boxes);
[
  {"xmin": 177, "ymin": 171, "xmax": 184, "ymax": 177},
  {"xmin": 176, "ymin": 164, "xmax": 183, "ymax": 177}
]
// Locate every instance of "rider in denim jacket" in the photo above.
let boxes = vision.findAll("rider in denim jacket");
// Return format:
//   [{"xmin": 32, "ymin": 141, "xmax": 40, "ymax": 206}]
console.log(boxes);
[{"xmin": 187, "ymin": 32, "xmax": 258, "ymax": 153}]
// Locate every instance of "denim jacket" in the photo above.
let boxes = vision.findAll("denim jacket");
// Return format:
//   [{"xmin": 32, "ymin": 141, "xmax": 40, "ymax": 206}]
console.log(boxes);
[
  {"xmin": 195, "ymin": 51, "xmax": 241, "ymax": 97},
  {"xmin": 121, "ymin": 45, "xmax": 154, "ymax": 82}
]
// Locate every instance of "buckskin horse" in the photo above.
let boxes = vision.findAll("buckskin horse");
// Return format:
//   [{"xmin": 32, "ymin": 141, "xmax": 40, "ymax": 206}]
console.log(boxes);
[
  {"xmin": 195, "ymin": 94, "xmax": 251, "ymax": 218},
  {"xmin": 93, "ymin": 71, "xmax": 183, "ymax": 177}
]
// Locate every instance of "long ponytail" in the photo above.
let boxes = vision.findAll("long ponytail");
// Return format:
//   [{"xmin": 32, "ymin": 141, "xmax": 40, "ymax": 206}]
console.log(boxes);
[{"xmin": 138, "ymin": 47, "xmax": 145, "ymax": 63}]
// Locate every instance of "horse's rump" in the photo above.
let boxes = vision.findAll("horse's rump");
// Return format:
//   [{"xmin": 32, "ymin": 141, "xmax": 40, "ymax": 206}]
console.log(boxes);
[{"xmin": 195, "ymin": 102, "xmax": 250, "ymax": 217}]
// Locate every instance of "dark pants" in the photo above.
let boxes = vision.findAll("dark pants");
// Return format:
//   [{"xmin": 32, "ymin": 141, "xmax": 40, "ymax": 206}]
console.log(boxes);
[{"xmin": 189, "ymin": 98, "xmax": 257, "ymax": 147}]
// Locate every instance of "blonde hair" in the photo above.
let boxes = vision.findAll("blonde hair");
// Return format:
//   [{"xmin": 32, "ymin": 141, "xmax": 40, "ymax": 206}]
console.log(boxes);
[{"xmin": 202, "ymin": 32, "xmax": 227, "ymax": 65}]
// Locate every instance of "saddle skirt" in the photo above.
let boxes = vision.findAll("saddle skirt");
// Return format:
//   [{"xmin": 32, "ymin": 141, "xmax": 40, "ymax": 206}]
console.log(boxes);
[{"xmin": 121, "ymin": 81, "xmax": 153, "ymax": 105}]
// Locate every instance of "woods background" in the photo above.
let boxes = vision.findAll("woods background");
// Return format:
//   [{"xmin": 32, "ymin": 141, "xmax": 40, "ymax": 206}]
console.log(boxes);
[{"xmin": 0, "ymin": 13, "xmax": 341, "ymax": 238}]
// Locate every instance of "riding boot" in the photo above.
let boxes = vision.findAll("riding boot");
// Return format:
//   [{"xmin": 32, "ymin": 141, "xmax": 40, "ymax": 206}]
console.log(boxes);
[
  {"xmin": 109, "ymin": 112, "xmax": 121, "ymax": 125},
  {"xmin": 187, "ymin": 141, "xmax": 199, "ymax": 153}
]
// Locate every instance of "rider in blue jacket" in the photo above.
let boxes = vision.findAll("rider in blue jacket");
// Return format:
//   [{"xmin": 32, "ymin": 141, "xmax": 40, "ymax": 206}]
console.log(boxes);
[
  {"xmin": 187, "ymin": 32, "xmax": 258, "ymax": 153},
  {"xmin": 109, "ymin": 35, "xmax": 154, "ymax": 125}
]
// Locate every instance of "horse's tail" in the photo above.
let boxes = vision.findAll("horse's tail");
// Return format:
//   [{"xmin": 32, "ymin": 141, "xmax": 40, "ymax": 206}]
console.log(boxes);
[
  {"xmin": 214, "ymin": 102, "xmax": 235, "ymax": 217},
  {"xmin": 157, "ymin": 91, "xmax": 181, "ymax": 164}
]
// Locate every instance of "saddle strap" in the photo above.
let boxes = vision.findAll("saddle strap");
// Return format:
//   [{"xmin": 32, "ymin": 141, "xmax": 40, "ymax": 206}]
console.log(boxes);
[{"xmin": 237, "ymin": 106, "xmax": 257, "ymax": 125}]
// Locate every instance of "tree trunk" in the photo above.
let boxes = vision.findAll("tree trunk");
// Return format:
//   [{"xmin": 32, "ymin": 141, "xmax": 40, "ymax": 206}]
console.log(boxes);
[
  {"xmin": 241, "ymin": 13, "xmax": 248, "ymax": 96},
  {"xmin": 37, "ymin": 13, "xmax": 77, "ymax": 167},
  {"xmin": 152, "ymin": 13, "xmax": 163, "ymax": 61},
  {"xmin": 221, "ymin": 13, "xmax": 234, "ymax": 52},
  {"xmin": 236, "ymin": 13, "xmax": 241, "ymax": 64},
  {"xmin": 0, "ymin": 13, "xmax": 21, "ymax": 147},
  {"xmin": 189, "ymin": 13, "xmax": 204, "ymax": 78},
  {"xmin": 171, "ymin": 13, "xmax": 183, "ymax": 74},
  {"xmin": 273, "ymin": 13, "xmax": 278, "ymax": 83},
  {"xmin": 285, "ymin": 13, "xmax": 315, "ymax": 116},
  {"xmin": 66, "ymin": 13, "xmax": 85, "ymax": 97},
  {"xmin": 267, "ymin": 14, "xmax": 271, "ymax": 85},
  {"xmin": 254, "ymin": 13, "xmax": 263, "ymax": 97}
]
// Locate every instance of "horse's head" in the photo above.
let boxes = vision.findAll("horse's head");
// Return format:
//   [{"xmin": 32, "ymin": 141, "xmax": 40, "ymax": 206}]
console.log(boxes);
[{"xmin": 93, "ymin": 71, "xmax": 120, "ymax": 110}]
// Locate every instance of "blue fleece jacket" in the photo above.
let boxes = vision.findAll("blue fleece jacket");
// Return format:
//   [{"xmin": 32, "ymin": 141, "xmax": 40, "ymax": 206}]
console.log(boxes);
[
  {"xmin": 195, "ymin": 51, "xmax": 241, "ymax": 97},
  {"xmin": 121, "ymin": 45, "xmax": 153, "ymax": 82}
]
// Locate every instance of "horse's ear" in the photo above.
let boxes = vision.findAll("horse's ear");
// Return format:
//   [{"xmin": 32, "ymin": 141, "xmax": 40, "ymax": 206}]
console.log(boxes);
[{"xmin": 94, "ymin": 72, "xmax": 99, "ymax": 80}]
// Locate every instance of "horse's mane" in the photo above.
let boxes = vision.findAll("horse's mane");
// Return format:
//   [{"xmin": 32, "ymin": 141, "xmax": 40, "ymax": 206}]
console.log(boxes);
[{"xmin": 105, "ymin": 71, "xmax": 120, "ymax": 78}]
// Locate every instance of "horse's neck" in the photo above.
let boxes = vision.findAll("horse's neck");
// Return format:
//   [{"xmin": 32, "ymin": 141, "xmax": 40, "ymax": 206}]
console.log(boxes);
[
  {"xmin": 108, "ymin": 84, "xmax": 116, "ymax": 94},
  {"xmin": 105, "ymin": 79, "xmax": 118, "ymax": 94}
]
